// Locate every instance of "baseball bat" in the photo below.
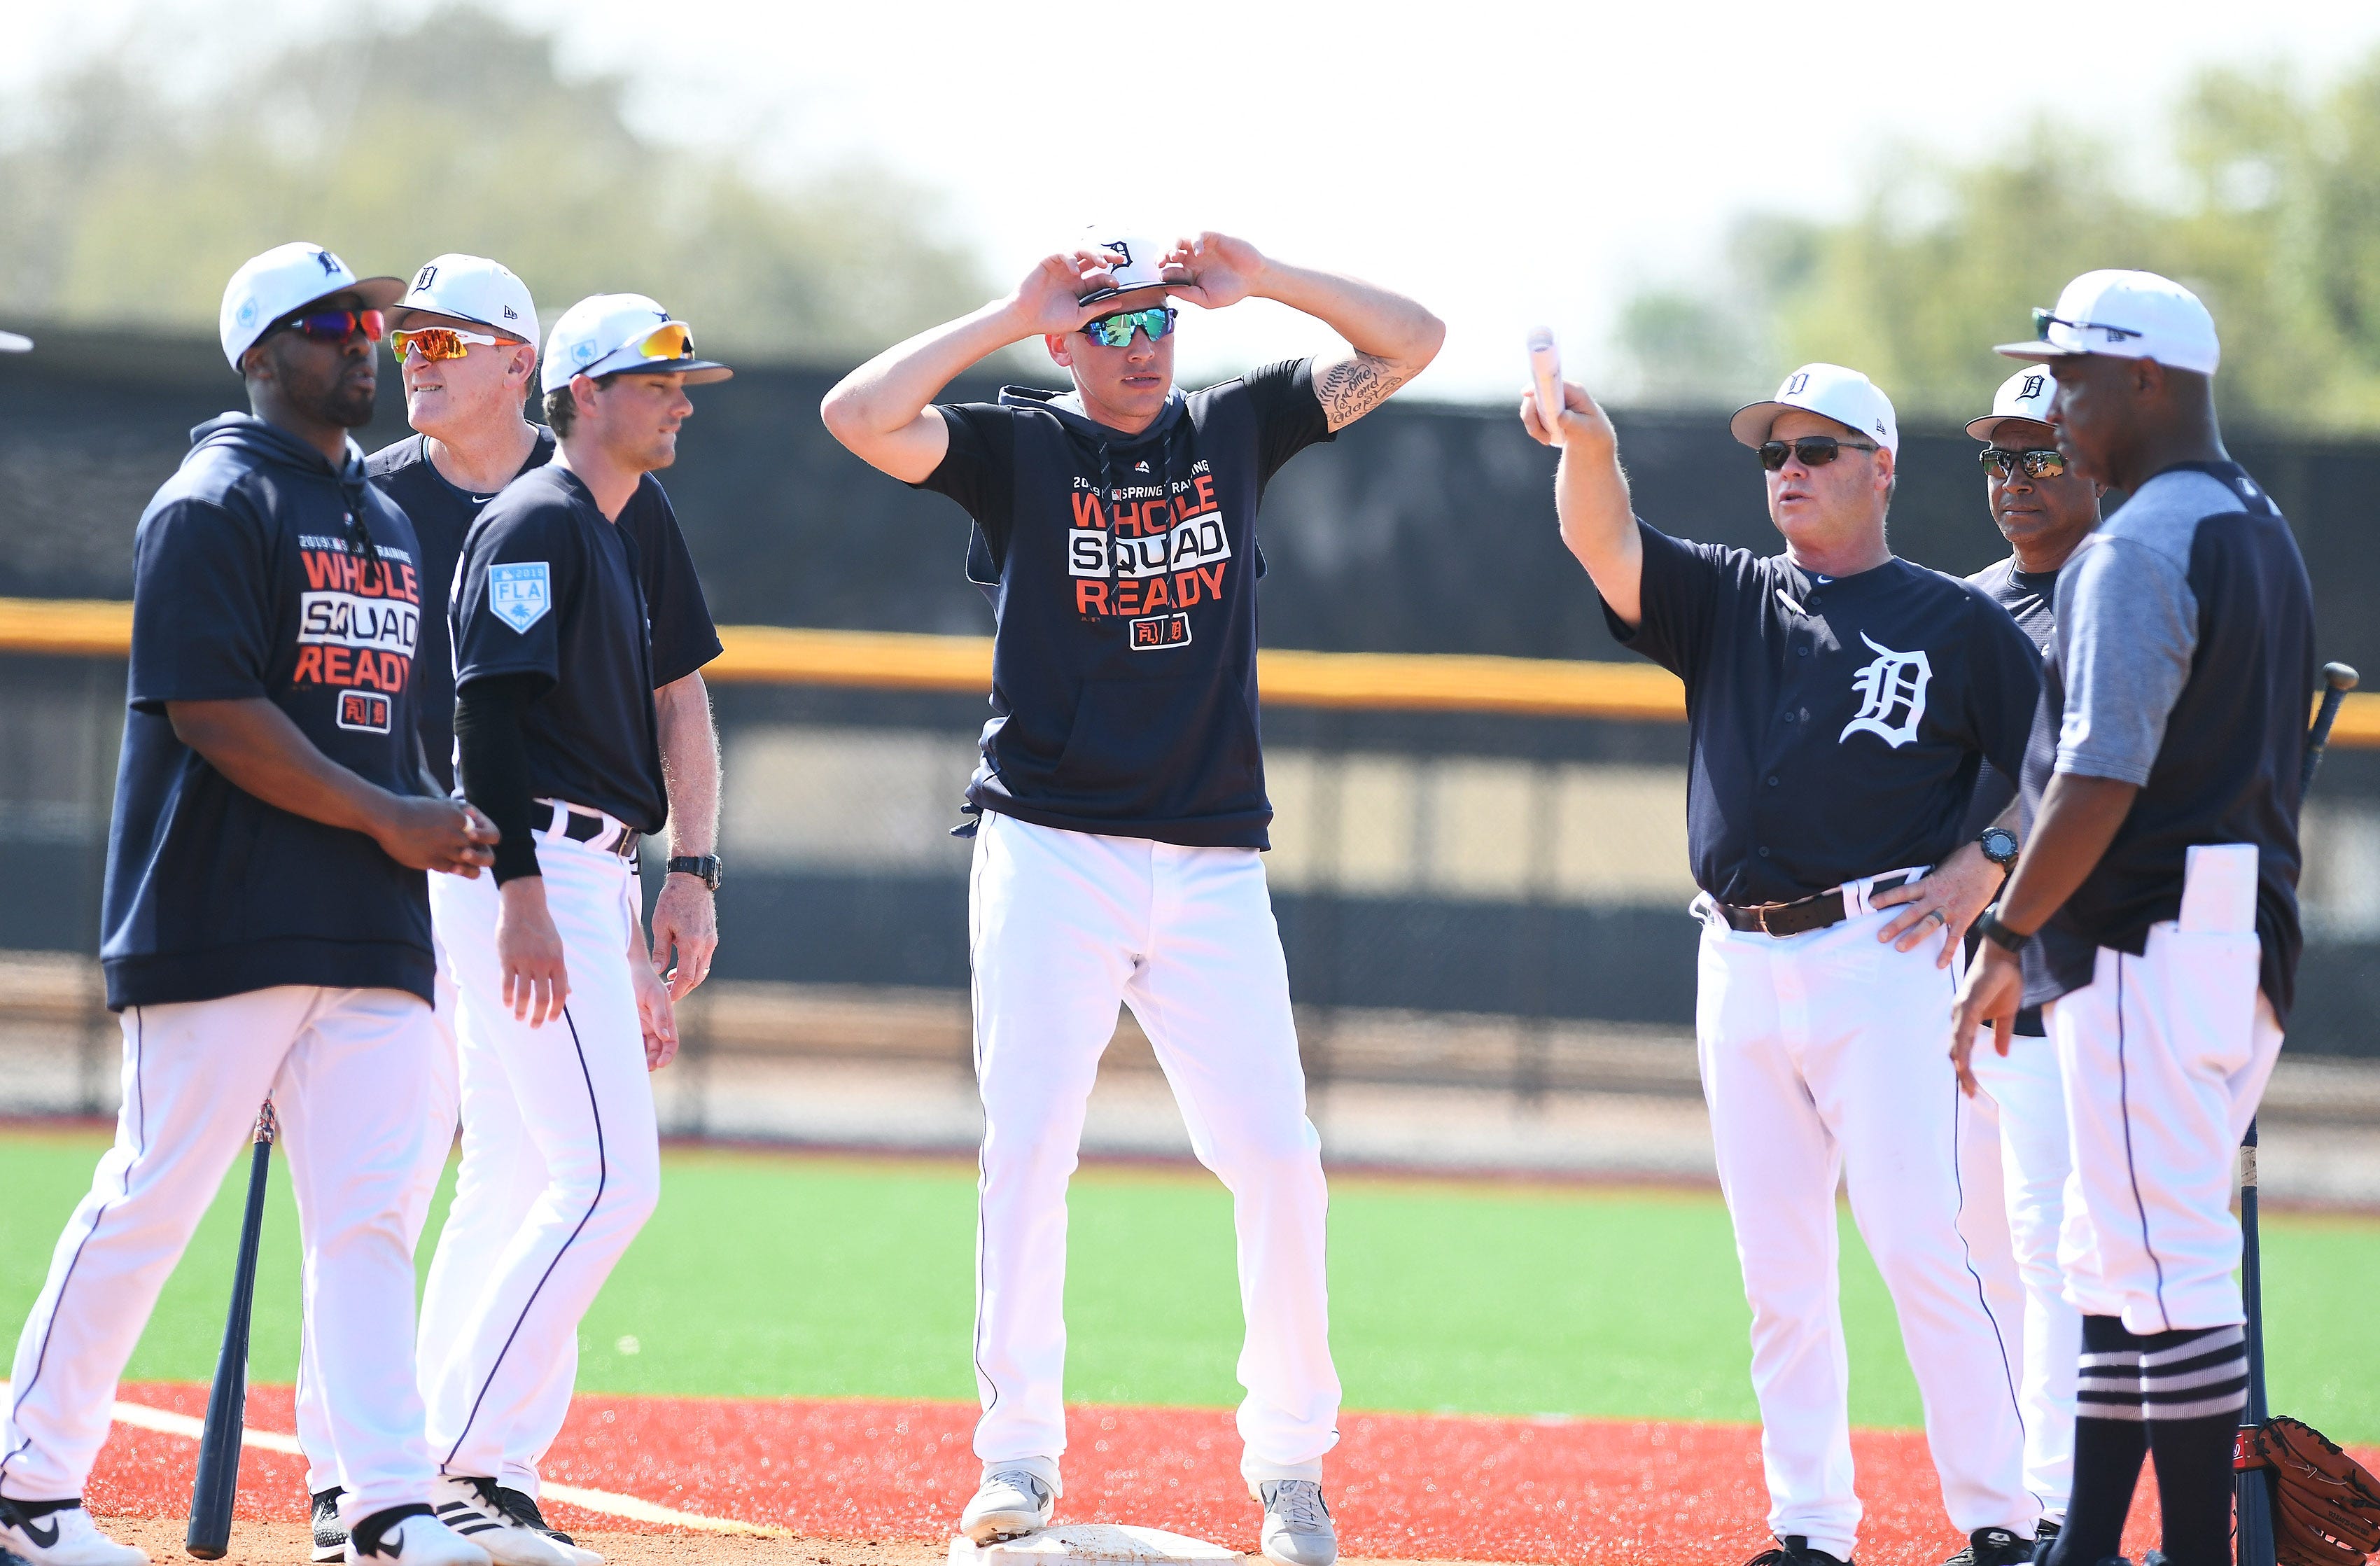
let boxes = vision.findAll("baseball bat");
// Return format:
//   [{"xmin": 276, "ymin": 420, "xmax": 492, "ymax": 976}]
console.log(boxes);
[
  {"xmin": 186, "ymin": 1103, "xmax": 277, "ymax": 1561},
  {"xmin": 1527, "ymin": 328, "xmax": 1564, "ymax": 447},
  {"xmin": 2236, "ymin": 659, "xmax": 2358, "ymax": 1566}
]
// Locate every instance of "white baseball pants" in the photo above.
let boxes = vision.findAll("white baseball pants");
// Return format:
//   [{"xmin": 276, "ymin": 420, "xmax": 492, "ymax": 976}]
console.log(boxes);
[
  {"xmin": 969, "ymin": 811, "xmax": 1339, "ymax": 1485},
  {"xmin": 421, "ymin": 819, "xmax": 659, "ymax": 1483},
  {"xmin": 1, "ymin": 986, "xmax": 444, "ymax": 1523},
  {"xmin": 2050, "ymin": 844, "xmax": 2285, "ymax": 1337},
  {"xmin": 1967, "ymin": 1034, "xmax": 2079, "ymax": 1522},
  {"xmin": 1694, "ymin": 877, "xmax": 2033, "ymax": 1560}
]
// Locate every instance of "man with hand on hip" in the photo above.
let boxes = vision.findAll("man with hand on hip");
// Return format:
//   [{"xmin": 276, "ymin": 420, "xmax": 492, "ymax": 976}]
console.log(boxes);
[
  {"xmin": 1956, "ymin": 271, "xmax": 2315, "ymax": 1566},
  {"xmin": 420, "ymin": 295, "xmax": 731, "ymax": 1564},
  {"xmin": 1525, "ymin": 362, "xmax": 2043, "ymax": 1566},
  {"xmin": 822, "ymin": 228, "xmax": 1441, "ymax": 1566}
]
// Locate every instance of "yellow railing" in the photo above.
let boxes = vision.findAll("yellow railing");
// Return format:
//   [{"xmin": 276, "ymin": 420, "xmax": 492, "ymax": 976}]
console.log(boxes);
[{"xmin": 6, "ymin": 595, "xmax": 2376, "ymax": 740}]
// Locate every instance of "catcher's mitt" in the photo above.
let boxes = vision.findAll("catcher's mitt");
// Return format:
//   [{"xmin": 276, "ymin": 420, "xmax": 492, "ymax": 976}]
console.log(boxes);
[{"xmin": 2237, "ymin": 1416, "xmax": 2380, "ymax": 1566}]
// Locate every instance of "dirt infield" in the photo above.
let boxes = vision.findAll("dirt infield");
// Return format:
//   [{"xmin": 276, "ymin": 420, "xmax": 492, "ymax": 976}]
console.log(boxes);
[{"xmin": 94, "ymin": 1383, "xmax": 2192, "ymax": 1566}]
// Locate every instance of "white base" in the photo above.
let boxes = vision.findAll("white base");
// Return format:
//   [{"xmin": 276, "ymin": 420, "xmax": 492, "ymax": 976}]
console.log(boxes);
[{"xmin": 948, "ymin": 1525, "xmax": 1244, "ymax": 1566}]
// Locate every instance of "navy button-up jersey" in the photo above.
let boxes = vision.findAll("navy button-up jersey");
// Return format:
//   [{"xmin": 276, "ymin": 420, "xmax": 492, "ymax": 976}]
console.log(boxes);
[{"xmin": 1607, "ymin": 519, "xmax": 2043, "ymax": 904}]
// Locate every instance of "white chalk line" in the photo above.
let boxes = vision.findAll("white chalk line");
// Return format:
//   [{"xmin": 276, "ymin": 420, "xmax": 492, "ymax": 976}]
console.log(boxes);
[{"xmin": 0, "ymin": 1383, "xmax": 780, "ymax": 1537}]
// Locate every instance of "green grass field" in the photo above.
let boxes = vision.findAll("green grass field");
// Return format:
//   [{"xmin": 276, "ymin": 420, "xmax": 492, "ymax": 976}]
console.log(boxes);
[{"xmin": 4, "ymin": 1127, "xmax": 2374, "ymax": 1440}]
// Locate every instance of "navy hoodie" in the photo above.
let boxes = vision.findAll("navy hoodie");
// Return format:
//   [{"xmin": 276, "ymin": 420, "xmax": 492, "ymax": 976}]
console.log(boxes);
[
  {"xmin": 101, "ymin": 414, "xmax": 435, "ymax": 1010},
  {"xmin": 917, "ymin": 358, "xmax": 1333, "ymax": 847}
]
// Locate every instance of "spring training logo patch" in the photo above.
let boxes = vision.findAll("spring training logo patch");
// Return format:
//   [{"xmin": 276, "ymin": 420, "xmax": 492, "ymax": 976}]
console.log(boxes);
[
  {"xmin": 489, "ymin": 562, "xmax": 552, "ymax": 633},
  {"xmin": 1840, "ymin": 634, "xmax": 1933, "ymax": 748}
]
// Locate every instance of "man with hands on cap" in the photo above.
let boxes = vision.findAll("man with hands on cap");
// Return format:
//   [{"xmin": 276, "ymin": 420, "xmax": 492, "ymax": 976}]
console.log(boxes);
[
  {"xmin": 1955, "ymin": 271, "xmax": 2316, "ymax": 1566},
  {"xmin": 822, "ymin": 230, "xmax": 1441, "ymax": 1566},
  {"xmin": 0, "ymin": 243, "xmax": 496, "ymax": 1566},
  {"xmin": 1525, "ymin": 363, "xmax": 2043, "ymax": 1566},
  {"xmin": 1940, "ymin": 366, "xmax": 2110, "ymax": 1560},
  {"xmin": 416, "ymin": 295, "xmax": 732, "ymax": 1562}
]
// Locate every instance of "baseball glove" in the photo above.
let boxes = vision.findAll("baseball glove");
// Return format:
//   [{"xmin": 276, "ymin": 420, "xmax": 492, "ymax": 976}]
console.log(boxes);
[{"xmin": 2236, "ymin": 1415, "xmax": 2380, "ymax": 1566}]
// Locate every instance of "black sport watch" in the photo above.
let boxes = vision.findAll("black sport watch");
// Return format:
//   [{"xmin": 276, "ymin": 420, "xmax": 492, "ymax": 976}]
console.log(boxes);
[
  {"xmin": 1977, "ymin": 825, "xmax": 2019, "ymax": 874},
  {"xmin": 1975, "ymin": 907, "xmax": 2029, "ymax": 953},
  {"xmin": 666, "ymin": 854, "xmax": 722, "ymax": 891}
]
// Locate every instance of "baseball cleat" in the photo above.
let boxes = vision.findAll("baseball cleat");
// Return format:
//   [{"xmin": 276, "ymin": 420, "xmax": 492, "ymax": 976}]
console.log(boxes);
[
  {"xmin": 1941, "ymin": 1527, "xmax": 2036, "ymax": 1566},
  {"xmin": 313, "ymin": 1488, "xmax": 350, "ymax": 1563},
  {"xmin": 959, "ymin": 1466, "xmax": 1056, "ymax": 1544},
  {"xmin": 2033, "ymin": 1520, "xmax": 2060, "ymax": 1554},
  {"xmin": 0, "ymin": 1499, "xmax": 150, "ymax": 1566},
  {"xmin": 1254, "ymin": 1480, "xmax": 1336, "ymax": 1566},
  {"xmin": 348, "ymin": 1506, "xmax": 489, "ymax": 1566},
  {"xmin": 1742, "ymin": 1538, "xmax": 1851, "ymax": 1566},
  {"xmin": 489, "ymin": 1492, "xmax": 598, "ymax": 1566},
  {"xmin": 431, "ymin": 1478, "xmax": 576, "ymax": 1566}
]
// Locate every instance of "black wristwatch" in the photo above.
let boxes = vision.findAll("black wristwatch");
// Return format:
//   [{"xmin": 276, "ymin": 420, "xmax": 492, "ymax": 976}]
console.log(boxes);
[
  {"xmin": 1975, "ymin": 906, "xmax": 2029, "ymax": 953},
  {"xmin": 666, "ymin": 854, "xmax": 722, "ymax": 891},
  {"xmin": 1977, "ymin": 825, "xmax": 2019, "ymax": 874}
]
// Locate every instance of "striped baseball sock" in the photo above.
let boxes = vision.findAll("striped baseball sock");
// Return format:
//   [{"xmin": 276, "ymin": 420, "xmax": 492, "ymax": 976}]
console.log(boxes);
[
  {"xmin": 2138, "ymin": 1324, "xmax": 2249, "ymax": 1566},
  {"xmin": 2044, "ymin": 1315, "xmax": 2151, "ymax": 1566}
]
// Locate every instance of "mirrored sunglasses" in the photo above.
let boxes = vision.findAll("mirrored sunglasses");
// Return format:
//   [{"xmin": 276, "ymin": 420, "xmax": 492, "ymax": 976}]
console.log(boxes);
[
  {"xmin": 1979, "ymin": 446, "xmax": 2068, "ymax": 479},
  {"xmin": 391, "ymin": 326, "xmax": 503, "ymax": 362},
  {"xmin": 1757, "ymin": 436, "xmax": 1877, "ymax": 471},
  {"xmin": 1082, "ymin": 306, "xmax": 1177, "ymax": 349},
  {"xmin": 634, "ymin": 322, "xmax": 695, "ymax": 362},
  {"xmin": 274, "ymin": 309, "xmax": 385, "ymax": 344},
  {"xmin": 2031, "ymin": 307, "xmax": 2143, "ymax": 344}
]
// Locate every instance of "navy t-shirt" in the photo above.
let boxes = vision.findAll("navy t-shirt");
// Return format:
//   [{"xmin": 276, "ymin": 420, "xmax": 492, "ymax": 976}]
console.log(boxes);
[
  {"xmin": 450, "ymin": 466, "xmax": 671, "ymax": 832},
  {"xmin": 1961, "ymin": 556, "xmax": 2063, "ymax": 1037},
  {"xmin": 1609, "ymin": 522, "xmax": 2043, "ymax": 904},
  {"xmin": 102, "ymin": 415, "xmax": 435, "ymax": 1010},
  {"xmin": 368, "ymin": 428, "xmax": 721, "ymax": 789},
  {"xmin": 913, "ymin": 359, "xmax": 1334, "ymax": 848}
]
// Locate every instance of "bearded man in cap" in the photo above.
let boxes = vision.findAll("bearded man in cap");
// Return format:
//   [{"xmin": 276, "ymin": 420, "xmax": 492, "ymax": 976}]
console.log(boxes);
[
  {"xmin": 1525, "ymin": 361, "xmax": 2045, "ymax": 1566},
  {"xmin": 822, "ymin": 230, "xmax": 1442, "ymax": 1566}
]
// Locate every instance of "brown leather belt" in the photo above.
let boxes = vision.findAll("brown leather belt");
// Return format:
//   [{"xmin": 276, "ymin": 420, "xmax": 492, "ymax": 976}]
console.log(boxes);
[{"xmin": 1716, "ymin": 873, "xmax": 1916, "ymax": 937}]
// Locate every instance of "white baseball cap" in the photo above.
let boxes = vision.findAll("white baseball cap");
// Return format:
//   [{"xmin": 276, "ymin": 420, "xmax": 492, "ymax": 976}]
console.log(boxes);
[
  {"xmin": 218, "ymin": 242, "xmax": 405, "ymax": 372},
  {"xmin": 541, "ymin": 294, "xmax": 732, "ymax": 394},
  {"xmin": 1730, "ymin": 363, "xmax": 1900, "ymax": 456},
  {"xmin": 1966, "ymin": 367, "xmax": 2059, "ymax": 441},
  {"xmin": 391, "ymin": 254, "xmax": 538, "ymax": 344},
  {"xmin": 1995, "ymin": 269, "xmax": 2220, "ymax": 375},
  {"xmin": 1076, "ymin": 229, "xmax": 1173, "ymax": 307}
]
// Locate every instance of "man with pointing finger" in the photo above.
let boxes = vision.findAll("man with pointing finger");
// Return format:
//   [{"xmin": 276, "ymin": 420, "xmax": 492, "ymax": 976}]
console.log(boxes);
[{"xmin": 1525, "ymin": 361, "xmax": 2043, "ymax": 1566}]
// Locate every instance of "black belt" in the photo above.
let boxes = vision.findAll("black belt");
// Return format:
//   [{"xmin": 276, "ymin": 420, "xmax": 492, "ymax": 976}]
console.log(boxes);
[
  {"xmin": 535, "ymin": 802, "xmax": 640, "ymax": 861},
  {"xmin": 1716, "ymin": 874, "xmax": 1915, "ymax": 937}
]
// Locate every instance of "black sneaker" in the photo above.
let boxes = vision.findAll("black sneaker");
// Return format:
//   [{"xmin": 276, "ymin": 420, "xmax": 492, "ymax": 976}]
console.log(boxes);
[
  {"xmin": 1943, "ymin": 1527, "xmax": 2037, "ymax": 1566},
  {"xmin": 2033, "ymin": 1520, "xmax": 2059, "ymax": 1560},
  {"xmin": 491, "ymin": 1489, "xmax": 575, "ymax": 1548},
  {"xmin": 312, "ymin": 1488, "xmax": 348, "ymax": 1565},
  {"xmin": 1746, "ymin": 1538, "xmax": 1852, "ymax": 1566}
]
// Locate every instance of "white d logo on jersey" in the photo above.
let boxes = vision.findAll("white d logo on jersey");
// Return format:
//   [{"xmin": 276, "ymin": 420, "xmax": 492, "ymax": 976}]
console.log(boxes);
[{"xmin": 1839, "ymin": 633, "xmax": 1932, "ymax": 749}]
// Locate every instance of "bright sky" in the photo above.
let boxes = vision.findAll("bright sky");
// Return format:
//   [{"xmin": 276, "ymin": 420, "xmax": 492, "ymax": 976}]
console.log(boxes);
[{"xmin": 11, "ymin": 0, "xmax": 2380, "ymax": 399}]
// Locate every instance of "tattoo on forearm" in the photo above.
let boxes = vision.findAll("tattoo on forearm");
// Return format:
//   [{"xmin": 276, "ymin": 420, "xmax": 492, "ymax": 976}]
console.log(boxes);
[{"xmin": 1316, "ymin": 354, "xmax": 1408, "ymax": 428}]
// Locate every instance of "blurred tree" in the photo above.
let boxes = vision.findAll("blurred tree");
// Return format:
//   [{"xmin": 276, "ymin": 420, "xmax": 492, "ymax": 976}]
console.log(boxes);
[
  {"xmin": 0, "ymin": 8, "xmax": 989, "ymax": 362},
  {"xmin": 1616, "ymin": 50, "xmax": 2380, "ymax": 433}
]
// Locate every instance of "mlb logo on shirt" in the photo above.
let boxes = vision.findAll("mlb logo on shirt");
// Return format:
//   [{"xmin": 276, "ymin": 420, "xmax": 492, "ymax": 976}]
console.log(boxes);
[
  {"xmin": 337, "ymin": 690, "xmax": 393, "ymax": 733},
  {"xmin": 489, "ymin": 561, "xmax": 552, "ymax": 633}
]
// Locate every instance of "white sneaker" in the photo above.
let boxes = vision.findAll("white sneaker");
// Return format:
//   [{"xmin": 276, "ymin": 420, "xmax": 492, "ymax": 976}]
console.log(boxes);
[
  {"xmin": 347, "ymin": 1507, "xmax": 490, "ymax": 1566},
  {"xmin": 1255, "ymin": 1480, "xmax": 1337, "ymax": 1566},
  {"xmin": 489, "ymin": 1489, "xmax": 600, "ymax": 1566},
  {"xmin": 430, "ymin": 1478, "xmax": 575, "ymax": 1566},
  {"xmin": 958, "ymin": 1464, "xmax": 1056, "ymax": 1545},
  {"xmin": 0, "ymin": 1501, "xmax": 149, "ymax": 1566}
]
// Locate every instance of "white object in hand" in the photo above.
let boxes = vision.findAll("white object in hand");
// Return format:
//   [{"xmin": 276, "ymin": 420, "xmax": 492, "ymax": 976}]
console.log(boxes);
[{"xmin": 1527, "ymin": 328, "xmax": 1563, "ymax": 445}]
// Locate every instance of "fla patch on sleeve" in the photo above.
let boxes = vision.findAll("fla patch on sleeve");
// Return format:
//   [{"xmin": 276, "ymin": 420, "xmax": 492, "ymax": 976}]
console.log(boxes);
[{"xmin": 489, "ymin": 562, "xmax": 552, "ymax": 633}]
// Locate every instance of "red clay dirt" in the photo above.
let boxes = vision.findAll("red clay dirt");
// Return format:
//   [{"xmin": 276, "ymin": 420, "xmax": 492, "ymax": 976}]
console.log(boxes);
[{"xmin": 98, "ymin": 1383, "xmax": 2197, "ymax": 1565}]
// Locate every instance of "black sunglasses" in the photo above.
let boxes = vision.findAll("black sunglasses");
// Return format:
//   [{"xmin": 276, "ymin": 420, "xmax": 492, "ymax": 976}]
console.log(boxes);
[
  {"xmin": 1081, "ymin": 305, "xmax": 1177, "ymax": 348},
  {"xmin": 1757, "ymin": 436, "xmax": 1877, "ymax": 471},
  {"xmin": 1978, "ymin": 446, "xmax": 2068, "ymax": 479},
  {"xmin": 2032, "ymin": 307, "xmax": 2142, "ymax": 344}
]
